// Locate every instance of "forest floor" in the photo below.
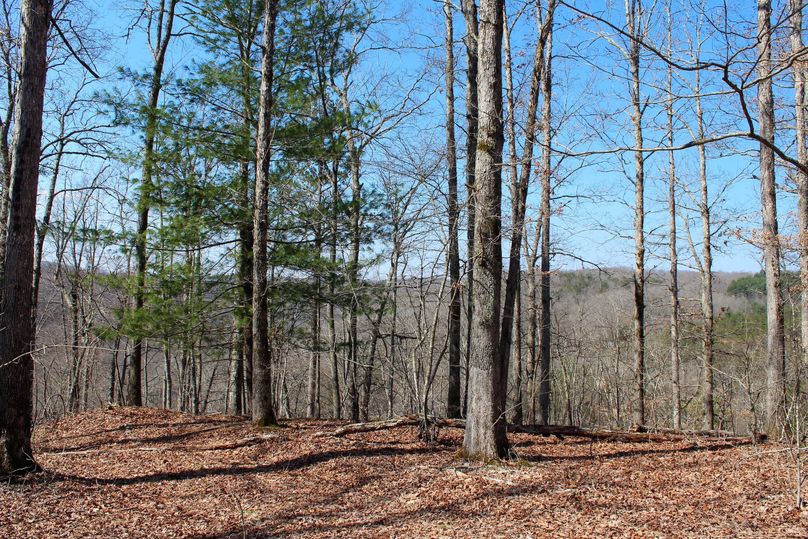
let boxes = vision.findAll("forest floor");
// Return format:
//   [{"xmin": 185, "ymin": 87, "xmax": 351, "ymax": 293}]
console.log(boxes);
[{"xmin": 1, "ymin": 407, "xmax": 806, "ymax": 538}]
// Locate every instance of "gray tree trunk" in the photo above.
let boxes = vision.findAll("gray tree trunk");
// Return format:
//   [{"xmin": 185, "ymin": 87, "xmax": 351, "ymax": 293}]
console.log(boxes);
[
  {"xmin": 0, "ymin": 0, "xmax": 49, "ymax": 474},
  {"xmin": 666, "ymin": 2, "xmax": 681, "ymax": 430},
  {"xmin": 627, "ymin": 0, "xmax": 646, "ymax": 428},
  {"xmin": 695, "ymin": 59, "xmax": 715, "ymax": 431},
  {"xmin": 758, "ymin": 0, "xmax": 786, "ymax": 436},
  {"xmin": 791, "ymin": 0, "xmax": 808, "ymax": 430},
  {"xmin": 463, "ymin": 0, "xmax": 508, "ymax": 460},
  {"xmin": 461, "ymin": 0, "xmax": 478, "ymax": 417},
  {"xmin": 445, "ymin": 0, "xmax": 463, "ymax": 419},
  {"xmin": 251, "ymin": 0, "xmax": 279, "ymax": 427},
  {"xmin": 538, "ymin": 20, "xmax": 554, "ymax": 427},
  {"xmin": 499, "ymin": 0, "xmax": 555, "ymax": 418}
]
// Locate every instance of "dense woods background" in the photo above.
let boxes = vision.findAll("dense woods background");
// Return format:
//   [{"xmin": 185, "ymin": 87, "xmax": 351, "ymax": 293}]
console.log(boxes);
[{"xmin": 3, "ymin": 0, "xmax": 808, "ymax": 470}]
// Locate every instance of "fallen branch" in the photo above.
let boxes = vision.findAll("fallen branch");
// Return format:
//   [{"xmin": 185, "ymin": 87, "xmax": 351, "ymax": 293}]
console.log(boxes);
[
  {"xmin": 510, "ymin": 424, "xmax": 765, "ymax": 444},
  {"xmin": 314, "ymin": 416, "xmax": 764, "ymax": 445},
  {"xmin": 314, "ymin": 416, "xmax": 465, "ymax": 437}
]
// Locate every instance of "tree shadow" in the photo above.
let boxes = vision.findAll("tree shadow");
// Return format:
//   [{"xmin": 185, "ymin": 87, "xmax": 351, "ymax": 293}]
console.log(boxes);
[
  {"xmin": 521, "ymin": 441, "xmax": 747, "ymax": 463},
  {"xmin": 44, "ymin": 445, "xmax": 441, "ymax": 487},
  {"xmin": 37, "ymin": 416, "xmax": 244, "ymax": 448},
  {"xmin": 38, "ymin": 423, "xmax": 246, "ymax": 454}
]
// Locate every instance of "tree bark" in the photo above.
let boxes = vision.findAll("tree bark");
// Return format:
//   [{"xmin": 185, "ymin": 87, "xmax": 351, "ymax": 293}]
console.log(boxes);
[
  {"xmin": 461, "ymin": 0, "xmax": 478, "ymax": 417},
  {"xmin": 307, "ymin": 180, "xmax": 323, "ymax": 418},
  {"xmin": 666, "ymin": 2, "xmax": 681, "ymax": 430},
  {"xmin": 627, "ymin": 0, "xmax": 646, "ymax": 428},
  {"xmin": 538, "ymin": 17, "xmax": 554, "ymax": 427},
  {"xmin": 791, "ymin": 0, "xmax": 808, "ymax": 434},
  {"xmin": 695, "ymin": 54, "xmax": 714, "ymax": 431},
  {"xmin": 445, "ymin": 0, "xmax": 463, "ymax": 420},
  {"xmin": 251, "ymin": 0, "xmax": 279, "ymax": 427},
  {"xmin": 758, "ymin": 0, "xmax": 786, "ymax": 436},
  {"xmin": 463, "ymin": 0, "xmax": 508, "ymax": 460},
  {"xmin": 0, "ymin": 0, "xmax": 49, "ymax": 474},
  {"xmin": 499, "ymin": 0, "xmax": 555, "ymax": 418}
]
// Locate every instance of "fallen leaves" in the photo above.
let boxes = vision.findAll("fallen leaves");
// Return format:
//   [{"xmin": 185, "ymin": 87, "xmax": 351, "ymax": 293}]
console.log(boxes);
[{"xmin": 0, "ymin": 407, "xmax": 804, "ymax": 538}]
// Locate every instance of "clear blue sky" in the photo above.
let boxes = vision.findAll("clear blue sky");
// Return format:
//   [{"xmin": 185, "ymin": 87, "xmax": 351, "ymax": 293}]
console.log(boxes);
[{"xmin": 82, "ymin": 0, "xmax": 784, "ymax": 275}]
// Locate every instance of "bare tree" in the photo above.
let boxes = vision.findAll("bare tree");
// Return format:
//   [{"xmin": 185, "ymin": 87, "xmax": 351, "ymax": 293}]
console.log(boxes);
[
  {"xmin": 445, "ymin": 0, "xmax": 463, "ymax": 419},
  {"xmin": 537, "ymin": 9, "xmax": 554, "ymax": 426},
  {"xmin": 0, "ymin": 0, "xmax": 50, "ymax": 474},
  {"xmin": 460, "ymin": 0, "xmax": 478, "ymax": 416},
  {"xmin": 791, "ymin": 0, "xmax": 808, "ymax": 426},
  {"xmin": 665, "ymin": 0, "xmax": 680, "ymax": 431},
  {"xmin": 627, "ymin": 0, "xmax": 647, "ymax": 428},
  {"xmin": 499, "ymin": 0, "xmax": 555, "ymax": 419},
  {"xmin": 758, "ymin": 0, "xmax": 786, "ymax": 436},
  {"xmin": 463, "ymin": 0, "xmax": 507, "ymax": 460}
]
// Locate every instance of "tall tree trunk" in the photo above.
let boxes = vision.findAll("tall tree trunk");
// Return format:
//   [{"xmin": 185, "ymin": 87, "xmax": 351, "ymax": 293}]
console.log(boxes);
[
  {"xmin": 791, "ymin": 0, "xmax": 808, "ymax": 436},
  {"xmin": 461, "ymin": 0, "xmax": 478, "ymax": 417},
  {"xmin": 307, "ymin": 190, "xmax": 323, "ymax": 418},
  {"xmin": 328, "ymin": 160, "xmax": 341, "ymax": 419},
  {"xmin": 695, "ymin": 56, "xmax": 714, "ymax": 431},
  {"xmin": 251, "ymin": 0, "xmax": 279, "ymax": 427},
  {"xmin": 538, "ymin": 22, "xmax": 554, "ymax": 426},
  {"xmin": 463, "ymin": 0, "xmax": 507, "ymax": 461},
  {"xmin": 498, "ymin": 0, "xmax": 554, "ymax": 417},
  {"xmin": 628, "ymin": 0, "xmax": 646, "ymax": 428},
  {"xmin": 525, "ymin": 221, "xmax": 541, "ymax": 423},
  {"xmin": 445, "ymin": 0, "xmax": 463, "ymax": 419},
  {"xmin": 128, "ymin": 0, "xmax": 179, "ymax": 407},
  {"xmin": 0, "ymin": 0, "xmax": 49, "ymax": 474},
  {"xmin": 347, "ymin": 151, "xmax": 361, "ymax": 422},
  {"xmin": 758, "ymin": 0, "xmax": 786, "ymax": 436},
  {"xmin": 666, "ymin": 2, "xmax": 681, "ymax": 430}
]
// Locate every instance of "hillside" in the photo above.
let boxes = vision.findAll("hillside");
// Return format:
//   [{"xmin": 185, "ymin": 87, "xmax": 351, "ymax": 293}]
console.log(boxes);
[{"xmin": 1, "ymin": 407, "xmax": 804, "ymax": 538}]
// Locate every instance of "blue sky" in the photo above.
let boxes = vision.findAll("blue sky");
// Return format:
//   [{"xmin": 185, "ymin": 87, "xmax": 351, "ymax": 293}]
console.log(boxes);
[{"xmin": 76, "ymin": 0, "xmax": 789, "ymax": 275}]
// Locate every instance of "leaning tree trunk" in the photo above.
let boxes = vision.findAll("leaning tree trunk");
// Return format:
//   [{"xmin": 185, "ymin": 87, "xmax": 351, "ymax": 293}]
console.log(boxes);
[
  {"xmin": 128, "ymin": 0, "xmax": 179, "ymax": 407},
  {"xmin": 445, "ymin": 0, "xmax": 463, "ymax": 420},
  {"xmin": 0, "ymin": 0, "xmax": 49, "ymax": 474},
  {"xmin": 758, "ymin": 0, "xmax": 786, "ymax": 436},
  {"xmin": 251, "ymin": 0, "xmax": 279, "ymax": 427},
  {"xmin": 463, "ymin": 0, "xmax": 508, "ymax": 461}
]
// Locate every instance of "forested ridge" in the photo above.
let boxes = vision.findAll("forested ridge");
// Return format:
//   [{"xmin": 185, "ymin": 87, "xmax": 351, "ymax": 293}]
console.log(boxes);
[{"xmin": 2, "ymin": 0, "xmax": 808, "ymax": 535}]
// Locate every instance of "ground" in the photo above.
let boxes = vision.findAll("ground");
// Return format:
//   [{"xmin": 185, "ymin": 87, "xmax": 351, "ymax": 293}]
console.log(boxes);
[{"xmin": 0, "ymin": 407, "xmax": 805, "ymax": 538}]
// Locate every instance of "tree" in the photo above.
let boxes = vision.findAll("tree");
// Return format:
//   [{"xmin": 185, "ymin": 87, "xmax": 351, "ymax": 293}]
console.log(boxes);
[
  {"xmin": 758, "ymin": 0, "xmax": 786, "ymax": 436},
  {"xmin": 0, "ymin": 0, "xmax": 50, "ymax": 474},
  {"xmin": 499, "ymin": 0, "xmax": 555, "ymax": 421},
  {"xmin": 252, "ymin": 0, "xmax": 279, "ymax": 427},
  {"xmin": 460, "ymin": 0, "xmax": 478, "ymax": 417},
  {"xmin": 445, "ymin": 0, "xmax": 462, "ymax": 420},
  {"xmin": 537, "ymin": 12, "xmax": 554, "ymax": 426},
  {"xmin": 665, "ymin": 0, "xmax": 680, "ymax": 430},
  {"xmin": 693, "ymin": 17, "xmax": 715, "ymax": 431},
  {"xmin": 127, "ymin": 0, "xmax": 179, "ymax": 407},
  {"xmin": 627, "ymin": 0, "xmax": 647, "ymax": 428},
  {"xmin": 791, "ymin": 0, "xmax": 808, "ymax": 446},
  {"xmin": 463, "ymin": 0, "xmax": 507, "ymax": 460}
]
